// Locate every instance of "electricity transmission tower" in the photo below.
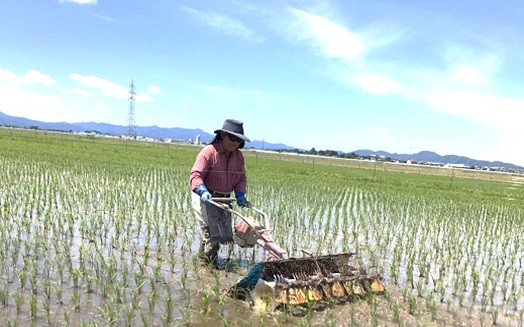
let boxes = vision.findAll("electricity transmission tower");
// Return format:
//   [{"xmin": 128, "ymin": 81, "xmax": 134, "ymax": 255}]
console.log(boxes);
[{"xmin": 127, "ymin": 80, "xmax": 136, "ymax": 139}]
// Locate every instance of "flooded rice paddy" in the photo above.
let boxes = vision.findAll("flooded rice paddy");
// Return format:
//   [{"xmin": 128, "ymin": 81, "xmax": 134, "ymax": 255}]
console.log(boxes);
[{"xmin": 0, "ymin": 135, "xmax": 523, "ymax": 326}]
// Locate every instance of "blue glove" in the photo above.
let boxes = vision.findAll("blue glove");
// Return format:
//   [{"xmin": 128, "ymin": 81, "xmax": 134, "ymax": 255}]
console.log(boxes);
[
  {"xmin": 235, "ymin": 191, "xmax": 250, "ymax": 207},
  {"xmin": 195, "ymin": 185, "xmax": 212, "ymax": 203}
]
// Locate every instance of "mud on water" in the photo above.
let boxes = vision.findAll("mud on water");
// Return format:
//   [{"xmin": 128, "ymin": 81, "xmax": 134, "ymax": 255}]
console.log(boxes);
[{"xmin": 0, "ymin": 245, "xmax": 520, "ymax": 326}]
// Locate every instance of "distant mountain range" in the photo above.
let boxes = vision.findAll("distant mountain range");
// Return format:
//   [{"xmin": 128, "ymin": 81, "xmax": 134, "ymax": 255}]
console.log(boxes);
[
  {"xmin": 0, "ymin": 111, "xmax": 293, "ymax": 151},
  {"xmin": 353, "ymin": 150, "xmax": 523, "ymax": 170},
  {"xmin": 1, "ymin": 111, "xmax": 521, "ymax": 170}
]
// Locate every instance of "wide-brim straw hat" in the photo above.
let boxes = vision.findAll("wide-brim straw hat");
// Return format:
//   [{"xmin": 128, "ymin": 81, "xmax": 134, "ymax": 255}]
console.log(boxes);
[{"xmin": 210, "ymin": 119, "xmax": 250, "ymax": 148}]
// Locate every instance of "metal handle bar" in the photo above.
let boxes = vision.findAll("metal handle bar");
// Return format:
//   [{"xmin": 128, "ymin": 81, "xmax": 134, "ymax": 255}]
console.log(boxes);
[
  {"xmin": 208, "ymin": 198, "xmax": 271, "ymax": 232},
  {"xmin": 208, "ymin": 198, "xmax": 286, "ymax": 259}
]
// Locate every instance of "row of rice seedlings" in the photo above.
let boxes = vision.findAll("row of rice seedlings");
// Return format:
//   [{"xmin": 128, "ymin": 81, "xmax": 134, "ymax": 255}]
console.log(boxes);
[
  {"xmin": 247, "ymin": 172, "xmax": 523, "ymax": 324},
  {"xmin": 0, "ymin": 157, "xmax": 208, "ymax": 325},
  {"xmin": 1, "ymin": 147, "xmax": 522, "ymax": 325}
]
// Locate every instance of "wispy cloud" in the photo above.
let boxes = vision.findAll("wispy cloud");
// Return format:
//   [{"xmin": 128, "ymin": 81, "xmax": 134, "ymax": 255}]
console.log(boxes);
[
  {"xmin": 182, "ymin": 7, "xmax": 265, "ymax": 44},
  {"xmin": 285, "ymin": 9, "xmax": 407, "ymax": 95},
  {"xmin": 289, "ymin": 9, "xmax": 365, "ymax": 59},
  {"xmin": 135, "ymin": 94, "xmax": 154, "ymax": 103},
  {"xmin": 91, "ymin": 13, "xmax": 119, "ymax": 22},
  {"xmin": 443, "ymin": 45, "xmax": 500, "ymax": 87},
  {"xmin": 0, "ymin": 68, "xmax": 56, "ymax": 86},
  {"xmin": 147, "ymin": 85, "xmax": 161, "ymax": 94},
  {"xmin": 283, "ymin": 6, "xmax": 524, "ymax": 132},
  {"xmin": 352, "ymin": 73, "xmax": 405, "ymax": 95},
  {"xmin": 61, "ymin": 88, "xmax": 97, "ymax": 97},
  {"xmin": 427, "ymin": 89, "xmax": 524, "ymax": 130},
  {"xmin": 59, "ymin": 0, "xmax": 97, "ymax": 5},
  {"xmin": 69, "ymin": 74, "xmax": 154, "ymax": 102},
  {"xmin": 70, "ymin": 74, "xmax": 128, "ymax": 98}
]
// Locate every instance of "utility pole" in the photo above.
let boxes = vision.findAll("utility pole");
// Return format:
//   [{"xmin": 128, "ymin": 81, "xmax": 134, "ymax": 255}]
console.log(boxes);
[{"xmin": 127, "ymin": 80, "xmax": 136, "ymax": 139}]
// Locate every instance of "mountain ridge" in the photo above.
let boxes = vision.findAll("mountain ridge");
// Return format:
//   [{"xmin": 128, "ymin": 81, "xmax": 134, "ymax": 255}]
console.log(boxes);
[
  {"xmin": 1, "ymin": 111, "xmax": 521, "ymax": 169},
  {"xmin": 353, "ymin": 149, "xmax": 523, "ymax": 170},
  {"xmin": 0, "ymin": 111, "xmax": 293, "ymax": 151}
]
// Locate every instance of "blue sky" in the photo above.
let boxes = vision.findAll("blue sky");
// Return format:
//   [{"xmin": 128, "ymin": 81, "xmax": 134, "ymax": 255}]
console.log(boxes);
[{"xmin": 1, "ymin": 0, "xmax": 524, "ymax": 166}]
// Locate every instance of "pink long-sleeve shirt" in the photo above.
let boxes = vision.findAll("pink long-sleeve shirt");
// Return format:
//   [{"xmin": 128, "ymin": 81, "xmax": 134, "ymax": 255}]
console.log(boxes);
[{"xmin": 190, "ymin": 142, "xmax": 247, "ymax": 194}]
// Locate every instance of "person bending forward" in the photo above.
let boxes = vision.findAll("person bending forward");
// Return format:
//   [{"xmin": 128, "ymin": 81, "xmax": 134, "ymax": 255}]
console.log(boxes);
[{"xmin": 190, "ymin": 119, "xmax": 251, "ymax": 264}]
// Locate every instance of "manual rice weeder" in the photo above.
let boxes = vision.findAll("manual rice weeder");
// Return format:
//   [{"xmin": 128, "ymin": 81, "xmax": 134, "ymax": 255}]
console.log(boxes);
[{"xmin": 208, "ymin": 198, "xmax": 384, "ymax": 311}]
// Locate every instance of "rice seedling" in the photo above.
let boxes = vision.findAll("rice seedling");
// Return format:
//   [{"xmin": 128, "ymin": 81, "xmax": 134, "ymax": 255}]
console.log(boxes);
[
  {"xmin": 491, "ymin": 306, "xmax": 499, "ymax": 325},
  {"xmin": 407, "ymin": 291, "xmax": 418, "ymax": 315},
  {"xmin": 161, "ymin": 284, "xmax": 174, "ymax": 325},
  {"xmin": 392, "ymin": 299, "xmax": 401, "ymax": 324},
  {"xmin": 28, "ymin": 292, "xmax": 37, "ymax": 319},
  {"xmin": 13, "ymin": 289, "xmax": 24, "ymax": 313},
  {"xmin": 0, "ymin": 286, "xmax": 8, "ymax": 307},
  {"xmin": 0, "ymin": 129, "xmax": 522, "ymax": 326}
]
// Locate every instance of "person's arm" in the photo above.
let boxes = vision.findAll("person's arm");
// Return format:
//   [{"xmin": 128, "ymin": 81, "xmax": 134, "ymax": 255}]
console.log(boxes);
[
  {"xmin": 190, "ymin": 147, "xmax": 213, "ymax": 202},
  {"xmin": 232, "ymin": 151, "xmax": 247, "ymax": 192},
  {"xmin": 190, "ymin": 147, "xmax": 211, "ymax": 190},
  {"xmin": 233, "ymin": 152, "xmax": 249, "ymax": 207}
]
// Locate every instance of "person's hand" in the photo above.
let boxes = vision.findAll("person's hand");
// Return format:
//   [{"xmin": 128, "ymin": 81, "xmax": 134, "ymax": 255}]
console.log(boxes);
[
  {"xmin": 195, "ymin": 185, "xmax": 212, "ymax": 203},
  {"xmin": 201, "ymin": 191, "xmax": 212, "ymax": 203},
  {"xmin": 235, "ymin": 191, "xmax": 250, "ymax": 207}
]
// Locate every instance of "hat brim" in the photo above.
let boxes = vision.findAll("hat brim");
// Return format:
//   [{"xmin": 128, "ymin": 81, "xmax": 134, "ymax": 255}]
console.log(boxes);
[{"xmin": 214, "ymin": 129, "xmax": 250, "ymax": 142}]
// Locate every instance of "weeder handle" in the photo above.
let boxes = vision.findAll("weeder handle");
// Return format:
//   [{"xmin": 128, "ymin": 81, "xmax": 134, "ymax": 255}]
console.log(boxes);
[
  {"xmin": 208, "ymin": 198, "xmax": 271, "ymax": 231},
  {"xmin": 208, "ymin": 199, "xmax": 285, "ymax": 260},
  {"xmin": 207, "ymin": 199, "xmax": 247, "ymax": 222}
]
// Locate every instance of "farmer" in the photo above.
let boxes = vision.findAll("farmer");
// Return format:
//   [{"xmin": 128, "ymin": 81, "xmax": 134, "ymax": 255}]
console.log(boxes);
[{"xmin": 190, "ymin": 119, "xmax": 251, "ymax": 264}]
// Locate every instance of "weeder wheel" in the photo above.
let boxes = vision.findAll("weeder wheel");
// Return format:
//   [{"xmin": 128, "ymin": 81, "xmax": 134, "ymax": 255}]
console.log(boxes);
[
  {"xmin": 331, "ymin": 282, "xmax": 347, "ymax": 298},
  {"xmin": 306, "ymin": 286, "xmax": 324, "ymax": 301},
  {"xmin": 250, "ymin": 279, "xmax": 277, "ymax": 312},
  {"xmin": 287, "ymin": 287, "xmax": 308, "ymax": 305},
  {"xmin": 371, "ymin": 280, "xmax": 385, "ymax": 293}
]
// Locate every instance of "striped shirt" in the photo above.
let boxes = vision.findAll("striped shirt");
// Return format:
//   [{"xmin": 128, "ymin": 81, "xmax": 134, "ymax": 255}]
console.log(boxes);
[{"xmin": 190, "ymin": 141, "xmax": 247, "ymax": 194}]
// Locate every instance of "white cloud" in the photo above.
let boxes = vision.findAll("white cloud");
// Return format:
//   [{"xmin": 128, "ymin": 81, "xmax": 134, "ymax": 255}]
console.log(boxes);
[
  {"xmin": 0, "ymin": 82, "xmax": 63, "ymax": 121},
  {"xmin": 352, "ymin": 73, "xmax": 405, "ymax": 95},
  {"xmin": 0, "ymin": 68, "xmax": 56, "ymax": 86},
  {"xmin": 285, "ymin": 8, "xmax": 408, "ymax": 96},
  {"xmin": 91, "ymin": 13, "xmax": 119, "ymax": 22},
  {"xmin": 61, "ymin": 88, "xmax": 97, "ymax": 97},
  {"xmin": 147, "ymin": 85, "xmax": 161, "ymax": 94},
  {"xmin": 282, "ymin": 7, "xmax": 524, "ymax": 142},
  {"xmin": 449, "ymin": 66, "xmax": 487, "ymax": 86},
  {"xmin": 70, "ymin": 73, "xmax": 128, "ymax": 99},
  {"xmin": 0, "ymin": 68, "xmax": 152, "ymax": 124},
  {"xmin": 427, "ymin": 89, "xmax": 524, "ymax": 130},
  {"xmin": 59, "ymin": 0, "xmax": 97, "ymax": 5},
  {"xmin": 135, "ymin": 93, "xmax": 154, "ymax": 103},
  {"xmin": 0, "ymin": 68, "xmax": 64, "ymax": 121},
  {"xmin": 289, "ymin": 9, "xmax": 365, "ymax": 59},
  {"xmin": 69, "ymin": 74, "xmax": 155, "ymax": 102},
  {"xmin": 443, "ymin": 48, "xmax": 500, "ymax": 87},
  {"xmin": 182, "ymin": 7, "xmax": 264, "ymax": 43}
]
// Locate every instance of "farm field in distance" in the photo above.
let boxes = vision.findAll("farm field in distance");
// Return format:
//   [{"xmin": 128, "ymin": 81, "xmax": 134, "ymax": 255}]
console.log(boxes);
[{"xmin": 0, "ymin": 128, "xmax": 523, "ymax": 326}]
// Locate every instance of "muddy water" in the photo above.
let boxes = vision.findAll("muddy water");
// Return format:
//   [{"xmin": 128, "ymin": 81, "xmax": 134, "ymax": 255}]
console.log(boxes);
[
  {"xmin": 0, "ymin": 221, "xmax": 521, "ymax": 326},
  {"xmin": 0, "ymin": 246, "xmax": 521, "ymax": 326}
]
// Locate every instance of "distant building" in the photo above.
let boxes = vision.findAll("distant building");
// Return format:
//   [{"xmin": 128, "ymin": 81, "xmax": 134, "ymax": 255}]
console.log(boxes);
[{"xmin": 444, "ymin": 163, "xmax": 468, "ymax": 169}]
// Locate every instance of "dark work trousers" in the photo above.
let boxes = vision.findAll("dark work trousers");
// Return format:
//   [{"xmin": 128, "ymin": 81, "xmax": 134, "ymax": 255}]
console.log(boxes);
[{"xmin": 191, "ymin": 192, "xmax": 233, "ymax": 255}]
